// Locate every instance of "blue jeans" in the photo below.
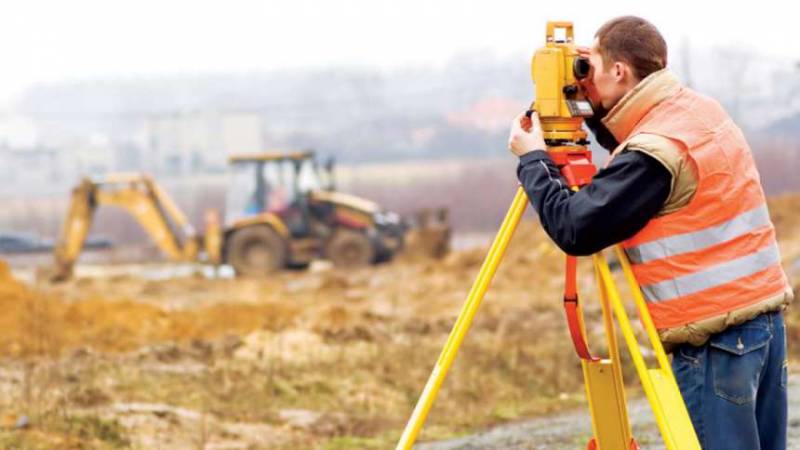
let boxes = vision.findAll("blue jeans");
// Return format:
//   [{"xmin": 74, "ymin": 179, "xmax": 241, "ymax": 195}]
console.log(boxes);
[{"xmin": 671, "ymin": 310, "xmax": 788, "ymax": 450}]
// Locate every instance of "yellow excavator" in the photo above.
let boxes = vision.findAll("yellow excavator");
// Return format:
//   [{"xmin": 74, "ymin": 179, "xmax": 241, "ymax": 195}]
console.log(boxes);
[{"xmin": 50, "ymin": 150, "xmax": 440, "ymax": 281}]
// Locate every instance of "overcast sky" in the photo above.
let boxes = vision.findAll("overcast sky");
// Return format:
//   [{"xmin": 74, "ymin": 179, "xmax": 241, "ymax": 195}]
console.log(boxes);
[{"xmin": 0, "ymin": 0, "xmax": 797, "ymax": 104}]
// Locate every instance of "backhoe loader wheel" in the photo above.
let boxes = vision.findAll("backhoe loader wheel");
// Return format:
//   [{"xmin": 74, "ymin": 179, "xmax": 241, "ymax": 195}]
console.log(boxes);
[
  {"xmin": 326, "ymin": 230, "xmax": 375, "ymax": 269},
  {"xmin": 227, "ymin": 226, "xmax": 287, "ymax": 277}
]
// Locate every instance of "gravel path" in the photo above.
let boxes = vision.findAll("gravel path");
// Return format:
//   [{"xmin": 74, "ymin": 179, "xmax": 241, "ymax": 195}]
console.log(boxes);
[{"xmin": 417, "ymin": 375, "xmax": 800, "ymax": 449}]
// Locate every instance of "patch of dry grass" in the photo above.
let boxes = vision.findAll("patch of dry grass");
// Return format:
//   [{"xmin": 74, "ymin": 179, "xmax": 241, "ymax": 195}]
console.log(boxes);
[{"xmin": 0, "ymin": 199, "xmax": 796, "ymax": 449}]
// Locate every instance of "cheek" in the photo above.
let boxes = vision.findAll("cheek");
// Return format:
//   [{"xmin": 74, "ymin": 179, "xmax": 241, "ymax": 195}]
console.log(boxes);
[{"xmin": 593, "ymin": 72, "xmax": 608, "ymax": 91}]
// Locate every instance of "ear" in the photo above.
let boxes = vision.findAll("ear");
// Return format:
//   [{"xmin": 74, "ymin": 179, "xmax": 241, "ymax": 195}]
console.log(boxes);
[
  {"xmin": 614, "ymin": 61, "xmax": 639, "ymax": 86},
  {"xmin": 612, "ymin": 62, "xmax": 625, "ymax": 82}
]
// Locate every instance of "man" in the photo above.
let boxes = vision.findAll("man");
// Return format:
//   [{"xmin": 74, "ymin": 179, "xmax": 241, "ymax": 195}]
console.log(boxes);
[{"xmin": 508, "ymin": 16, "xmax": 793, "ymax": 450}]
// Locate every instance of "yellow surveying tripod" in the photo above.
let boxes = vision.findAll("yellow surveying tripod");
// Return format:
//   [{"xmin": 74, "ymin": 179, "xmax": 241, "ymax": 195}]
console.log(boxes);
[{"xmin": 396, "ymin": 22, "xmax": 701, "ymax": 450}]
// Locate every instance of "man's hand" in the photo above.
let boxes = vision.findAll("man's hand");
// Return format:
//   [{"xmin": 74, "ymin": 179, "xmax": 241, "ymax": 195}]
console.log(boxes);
[
  {"xmin": 576, "ymin": 46, "xmax": 602, "ymax": 109},
  {"xmin": 508, "ymin": 111, "xmax": 546, "ymax": 157}
]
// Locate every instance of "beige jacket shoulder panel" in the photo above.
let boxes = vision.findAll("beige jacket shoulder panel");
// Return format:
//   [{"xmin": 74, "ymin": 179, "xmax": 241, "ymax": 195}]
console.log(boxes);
[
  {"xmin": 601, "ymin": 69, "xmax": 681, "ymax": 144},
  {"xmin": 625, "ymin": 133, "xmax": 699, "ymax": 216},
  {"xmin": 600, "ymin": 70, "xmax": 698, "ymax": 217}
]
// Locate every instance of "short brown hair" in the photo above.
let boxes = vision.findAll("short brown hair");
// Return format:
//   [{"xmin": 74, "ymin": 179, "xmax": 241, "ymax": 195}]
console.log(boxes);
[{"xmin": 595, "ymin": 16, "xmax": 667, "ymax": 80}]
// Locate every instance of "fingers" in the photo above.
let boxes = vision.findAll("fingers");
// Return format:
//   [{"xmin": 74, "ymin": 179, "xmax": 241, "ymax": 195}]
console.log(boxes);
[
  {"xmin": 510, "ymin": 112, "xmax": 523, "ymax": 133},
  {"xmin": 576, "ymin": 46, "xmax": 590, "ymax": 57},
  {"xmin": 511, "ymin": 112, "xmax": 529, "ymax": 132},
  {"xmin": 520, "ymin": 116, "xmax": 532, "ymax": 132},
  {"xmin": 527, "ymin": 111, "xmax": 540, "ymax": 131},
  {"xmin": 576, "ymin": 79, "xmax": 601, "ymax": 106},
  {"xmin": 509, "ymin": 111, "xmax": 535, "ymax": 142},
  {"xmin": 512, "ymin": 110, "xmax": 540, "ymax": 133},
  {"xmin": 508, "ymin": 110, "xmax": 546, "ymax": 155},
  {"xmin": 508, "ymin": 112, "xmax": 528, "ymax": 150}
]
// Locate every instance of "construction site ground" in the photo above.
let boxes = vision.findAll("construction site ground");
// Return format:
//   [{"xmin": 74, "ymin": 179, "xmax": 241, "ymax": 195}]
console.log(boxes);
[
  {"xmin": 1, "ymin": 193, "xmax": 798, "ymax": 449},
  {"xmin": 418, "ymin": 374, "xmax": 800, "ymax": 449}
]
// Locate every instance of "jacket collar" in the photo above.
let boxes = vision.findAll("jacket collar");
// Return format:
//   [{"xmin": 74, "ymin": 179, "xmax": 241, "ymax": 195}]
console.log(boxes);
[{"xmin": 601, "ymin": 69, "xmax": 682, "ymax": 143}]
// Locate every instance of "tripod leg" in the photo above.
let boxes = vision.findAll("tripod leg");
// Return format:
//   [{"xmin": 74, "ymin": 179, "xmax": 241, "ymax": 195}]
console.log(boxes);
[
  {"xmin": 613, "ymin": 246, "xmax": 671, "ymax": 377},
  {"xmin": 573, "ymin": 259, "xmax": 636, "ymax": 450},
  {"xmin": 395, "ymin": 187, "xmax": 528, "ymax": 450},
  {"xmin": 593, "ymin": 252, "xmax": 701, "ymax": 450}
]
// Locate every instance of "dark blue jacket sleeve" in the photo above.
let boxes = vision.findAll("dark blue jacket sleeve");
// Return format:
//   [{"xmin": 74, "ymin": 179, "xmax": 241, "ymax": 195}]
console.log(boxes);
[{"xmin": 516, "ymin": 149, "xmax": 672, "ymax": 256}]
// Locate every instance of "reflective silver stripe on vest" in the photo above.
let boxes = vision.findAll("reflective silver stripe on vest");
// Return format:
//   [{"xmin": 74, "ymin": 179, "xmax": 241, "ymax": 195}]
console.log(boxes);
[
  {"xmin": 625, "ymin": 204, "xmax": 772, "ymax": 264},
  {"xmin": 640, "ymin": 243, "xmax": 780, "ymax": 302}
]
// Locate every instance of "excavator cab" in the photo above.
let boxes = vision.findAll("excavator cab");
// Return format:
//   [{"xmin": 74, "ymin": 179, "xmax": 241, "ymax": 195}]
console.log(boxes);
[
  {"xmin": 228, "ymin": 155, "xmax": 290, "ymax": 220},
  {"xmin": 225, "ymin": 151, "xmax": 321, "ymax": 238}
]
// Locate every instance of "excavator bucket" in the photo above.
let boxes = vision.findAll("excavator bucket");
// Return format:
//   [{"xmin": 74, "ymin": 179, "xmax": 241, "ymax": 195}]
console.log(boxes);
[{"xmin": 401, "ymin": 207, "xmax": 451, "ymax": 260}]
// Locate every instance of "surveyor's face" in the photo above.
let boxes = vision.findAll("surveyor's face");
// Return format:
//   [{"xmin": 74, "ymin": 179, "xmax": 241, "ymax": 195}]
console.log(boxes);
[{"xmin": 588, "ymin": 38, "xmax": 627, "ymax": 110}]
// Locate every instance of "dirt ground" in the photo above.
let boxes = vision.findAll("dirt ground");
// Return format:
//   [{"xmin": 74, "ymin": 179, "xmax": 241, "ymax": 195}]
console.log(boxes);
[
  {"xmin": 418, "ymin": 373, "xmax": 800, "ymax": 449},
  {"xmin": 0, "ymin": 193, "xmax": 798, "ymax": 449}
]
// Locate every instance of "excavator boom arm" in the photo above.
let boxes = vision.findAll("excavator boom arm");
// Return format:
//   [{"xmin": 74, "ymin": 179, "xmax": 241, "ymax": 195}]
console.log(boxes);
[{"xmin": 50, "ymin": 175, "xmax": 201, "ymax": 281}]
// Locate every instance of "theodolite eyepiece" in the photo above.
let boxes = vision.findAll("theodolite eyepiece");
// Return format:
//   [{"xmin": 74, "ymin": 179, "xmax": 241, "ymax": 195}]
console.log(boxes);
[{"xmin": 573, "ymin": 57, "xmax": 591, "ymax": 80}]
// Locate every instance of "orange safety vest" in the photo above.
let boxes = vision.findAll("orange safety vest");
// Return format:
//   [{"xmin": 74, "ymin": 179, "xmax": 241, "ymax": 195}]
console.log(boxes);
[{"xmin": 617, "ymin": 87, "xmax": 790, "ymax": 330}]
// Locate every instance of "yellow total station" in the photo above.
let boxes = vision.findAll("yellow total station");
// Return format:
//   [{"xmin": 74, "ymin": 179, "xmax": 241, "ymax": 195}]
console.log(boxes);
[{"xmin": 530, "ymin": 21, "xmax": 594, "ymax": 147}]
